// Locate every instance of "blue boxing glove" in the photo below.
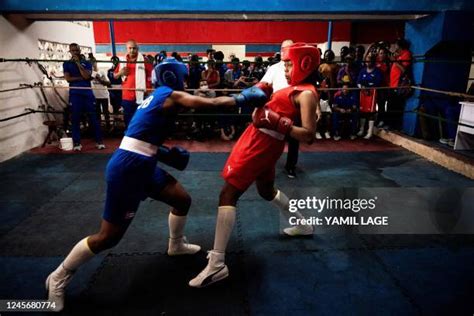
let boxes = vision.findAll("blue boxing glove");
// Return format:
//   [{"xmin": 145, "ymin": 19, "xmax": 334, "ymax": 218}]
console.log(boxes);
[
  {"xmin": 157, "ymin": 146, "xmax": 190, "ymax": 171},
  {"xmin": 231, "ymin": 84, "xmax": 270, "ymax": 108}
]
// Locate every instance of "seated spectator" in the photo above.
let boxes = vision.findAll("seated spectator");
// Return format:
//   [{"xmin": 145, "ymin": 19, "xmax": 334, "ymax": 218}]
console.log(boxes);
[
  {"xmin": 233, "ymin": 60, "xmax": 256, "ymax": 88},
  {"xmin": 171, "ymin": 51, "xmax": 183, "ymax": 62},
  {"xmin": 187, "ymin": 54, "xmax": 205, "ymax": 90},
  {"xmin": 227, "ymin": 53, "xmax": 236, "ymax": 70},
  {"xmin": 357, "ymin": 53, "xmax": 383, "ymax": 139},
  {"xmin": 224, "ymin": 58, "xmax": 242, "ymax": 88},
  {"xmin": 332, "ymin": 84, "xmax": 358, "ymax": 140},
  {"xmin": 213, "ymin": 51, "xmax": 228, "ymax": 89},
  {"xmin": 315, "ymin": 95, "xmax": 332, "ymax": 140},
  {"xmin": 201, "ymin": 59, "xmax": 220, "ymax": 89},
  {"xmin": 249, "ymin": 56, "xmax": 266, "ymax": 82},
  {"xmin": 194, "ymin": 80, "xmax": 216, "ymax": 98}
]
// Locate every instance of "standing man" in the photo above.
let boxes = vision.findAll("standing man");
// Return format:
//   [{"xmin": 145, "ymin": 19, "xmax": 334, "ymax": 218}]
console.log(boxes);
[
  {"xmin": 261, "ymin": 39, "xmax": 304, "ymax": 178},
  {"xmin": 114, "ymin": 39, "xmax": 154, "ymax": 127},
  {"xmin": 389, "ymin": 38, "xmax": 412, "ymax": 130},
  {"xmin": 107, "ymin": 56, "xmax": 123, "ymax": 132},
  {"xmin": 63, "ymin": 43, "xmax": 104, "ymax": 151}
]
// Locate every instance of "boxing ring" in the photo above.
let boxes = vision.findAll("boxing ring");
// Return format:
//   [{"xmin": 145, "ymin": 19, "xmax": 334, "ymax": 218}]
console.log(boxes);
[{"xmin": 1, "ymin": 1, "xmax": 474, "ymax": 315}]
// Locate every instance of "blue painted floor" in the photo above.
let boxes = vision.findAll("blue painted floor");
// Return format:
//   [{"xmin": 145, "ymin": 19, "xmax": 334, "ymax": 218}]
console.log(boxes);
[{"xmin": 0, "ymin": 151, "xmax": 473, "ymax": 315}]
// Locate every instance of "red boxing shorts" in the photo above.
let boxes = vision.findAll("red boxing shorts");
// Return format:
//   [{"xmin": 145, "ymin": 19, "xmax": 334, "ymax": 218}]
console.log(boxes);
[{"xmin": 222, "ymin": 125, "xmax": 285, "ymax": 191}]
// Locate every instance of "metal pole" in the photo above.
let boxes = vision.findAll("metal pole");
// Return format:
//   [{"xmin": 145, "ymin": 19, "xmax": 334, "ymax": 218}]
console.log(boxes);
[
  {"xmin": 109, "ymin": 20, "xmax": 117, "ymax": 57},
  {"xmin": 327, "ymin": 21, "xmax": 333, "ymax": 51}
]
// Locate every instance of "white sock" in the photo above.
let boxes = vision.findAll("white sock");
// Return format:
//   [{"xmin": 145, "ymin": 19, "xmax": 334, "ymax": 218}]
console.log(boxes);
[
  {"xmin": 168, "ymin": 212, "xmax": 187, "ymax": 239},
  {"xmin": 213, "ymin": 206, "xmax": 236, "ymax": 253},
  {"xmin": 60, "ymin": 237, "xmax": 95, "ymax": 274},
  {"xmin": 271, "ymin": 190, "xmax": 305, "ymax": 224}
]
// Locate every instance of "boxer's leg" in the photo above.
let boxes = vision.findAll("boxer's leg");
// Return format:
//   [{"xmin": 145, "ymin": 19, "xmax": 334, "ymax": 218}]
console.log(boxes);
[
  {"xmin": 256, "ymin": 175, "xmax": 313, "ymax": 236},
  {"xmin": 189, "ymin": 182, "xmax": 243, "ymax": 288},
  {"xmin": 148, "ymin": 171, "xmax": 200, "ymax": 256},
  {"xmin": 46, "ymin": 219, "xmax": 131, "ymax": 311}
]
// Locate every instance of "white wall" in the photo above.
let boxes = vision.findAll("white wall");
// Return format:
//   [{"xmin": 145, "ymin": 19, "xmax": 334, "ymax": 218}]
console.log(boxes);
[{"xmin": 0, "ymin": 16, "xmax": 95, "ymax": 162}]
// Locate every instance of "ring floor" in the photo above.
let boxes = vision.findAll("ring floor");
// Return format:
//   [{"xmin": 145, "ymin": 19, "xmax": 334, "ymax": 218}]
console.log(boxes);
[{"xmin": 1, "ymin": 137, "xmax": 473, "ymax": 315}]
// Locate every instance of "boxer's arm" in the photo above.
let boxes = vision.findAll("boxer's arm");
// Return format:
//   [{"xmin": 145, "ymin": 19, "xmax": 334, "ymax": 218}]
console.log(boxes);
[
  {"xmin": 170, "ymin": 90, "xmax": 235, "ymax": 109},
  {"xmin": 289, "ymin": 90, "xmax": 317, "ymax": 144}
]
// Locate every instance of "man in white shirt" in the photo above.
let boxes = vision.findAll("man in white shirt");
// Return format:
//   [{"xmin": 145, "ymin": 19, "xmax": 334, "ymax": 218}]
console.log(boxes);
[
  {"xmin": 91, "ymin": 60, "xmax": 111, "ymax": 133},
  {"xmin": 260, "ymin": 39, "xmax": 299, "ymax": 178}
]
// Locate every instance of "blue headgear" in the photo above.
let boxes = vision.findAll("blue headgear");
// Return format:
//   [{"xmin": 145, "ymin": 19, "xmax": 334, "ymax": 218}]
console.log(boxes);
[{"xmin": 154, "ymin": 57, "xmax": 188, "ymax": 90}]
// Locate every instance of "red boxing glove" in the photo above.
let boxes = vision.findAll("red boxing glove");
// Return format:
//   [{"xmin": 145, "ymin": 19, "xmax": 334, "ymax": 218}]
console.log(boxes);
[
  {"xmin": 252, "ymin": 106, "xmax": 293, "ymax": 135},
  {"xmin": 254, "ymin": 82, "xmax": 273, "ymax": 99}
]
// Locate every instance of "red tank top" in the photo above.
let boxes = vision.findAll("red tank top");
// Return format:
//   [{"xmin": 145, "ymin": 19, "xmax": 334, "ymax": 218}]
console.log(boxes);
[{"xmin": 265, "ymin": 83, "xmax": 317, "ymax": 121}]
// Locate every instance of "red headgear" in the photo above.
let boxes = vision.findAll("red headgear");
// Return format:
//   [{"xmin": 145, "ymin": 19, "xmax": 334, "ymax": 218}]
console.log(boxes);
[{"xmin": 282, "ymin": 43, "xmax": 320, "ymax": 85}]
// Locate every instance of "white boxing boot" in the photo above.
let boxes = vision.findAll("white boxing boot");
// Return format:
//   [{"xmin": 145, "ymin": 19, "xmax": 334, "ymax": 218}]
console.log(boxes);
[
  {"xmin": 45, "ymin": 263, "xmax": 74, "ymax": 312},
  {"xmin": 167, "ymin": 236, "xmax": 201, "ymax": 256},
  {"xmin": 189, "ymin": 250, "xmax": 229, "ymax": 288}
]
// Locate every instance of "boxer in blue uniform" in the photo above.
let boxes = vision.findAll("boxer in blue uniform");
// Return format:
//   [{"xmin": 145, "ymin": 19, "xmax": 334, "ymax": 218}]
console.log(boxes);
[{"xmin": 45, "ymin": 58, "xmax": 269, "ymax": 311}]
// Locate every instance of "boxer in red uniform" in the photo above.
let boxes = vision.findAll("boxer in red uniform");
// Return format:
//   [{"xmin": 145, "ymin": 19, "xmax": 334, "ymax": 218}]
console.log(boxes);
[{"xmin": 189, "ymin": 43, "xmax": 321, "ymax": 288}]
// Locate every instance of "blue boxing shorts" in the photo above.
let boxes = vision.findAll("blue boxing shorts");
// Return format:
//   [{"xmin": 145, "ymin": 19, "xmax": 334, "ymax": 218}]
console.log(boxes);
[{"xmin": 103, "ymin": 149, "xmax": 169, "ymax": 225}]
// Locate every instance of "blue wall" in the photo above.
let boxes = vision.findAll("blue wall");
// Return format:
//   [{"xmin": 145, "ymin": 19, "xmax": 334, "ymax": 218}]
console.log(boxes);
[
  {"xmin": 403, "ymin": 11, "xmax": 474, "ymax": 136},
  {"xmin": 2, "ymin": 0, "xmax": 474, "ymax": 13}
]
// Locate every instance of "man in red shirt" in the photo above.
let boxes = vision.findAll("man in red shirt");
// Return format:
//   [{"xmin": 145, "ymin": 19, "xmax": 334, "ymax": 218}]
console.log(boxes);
[
  {"xmin": 390, "ymin": 39, "xmax": 412, "ymax": 89},
  {"xmin": 114, "ymin": 40, "xmax": 153, "ymax": 127},
  {"xmin": 388, "ymin": 38, "xmax": 412, "ymax": 130}
]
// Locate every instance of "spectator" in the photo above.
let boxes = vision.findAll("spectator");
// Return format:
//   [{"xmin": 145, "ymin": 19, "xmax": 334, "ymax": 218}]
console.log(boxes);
[
  {"xmin": 234, "ymin": 60, "xmax": 256, "ymax": 89},
  {"xmin": 187, "ymin": 54, "xmax": 205, "ymax": 90},
  {"xmin": 249, "ymin": 55, "xmax": 266, "ymax": 82},
  {"xmin": 213, "ymin": 51, "xmax": 228, "ymax": 89},
  {"xmin": 332, "ymin": 84, "xmax": 358, "ymax": 141},
  {"xmin": 319, "ymin": 50, "xmax": 338, "ymax": 87},
  {"xmin": 375, "ymin": 46, "xmax": 391, "ymax": 128},
  {"xmin": 63, "ymin": 43, "xmax": 104, "ymax": 151},
  {"xmin": 113, "ymin": 39, "xmax": 153, "ymax": 128},
  {"xmin": 107, "ymin": 56, "xmax": 122, "ymax": 118},
  {"xmin": 337, "ymin": 53, "xmax": 358, "ymax": 87},
  {"xmin": 227, "ymin": 53, "xmax": 236, "ymax": 70},
  {"xmin": 205, "ymin": 49, "xmax": 216, "ymax": 71},
  {"xmin": 340, "ymin": 46, "xmax": 350, "ymax": 63},
  {"xmin": 171, "ymin": 51, "xmax": 183, "ymax": 62},
  {"xmin": 354, "ymin": 45, "xmax": 366, "ymax": 75},
  {"xmin": 201, "ymin": 59, "xmax": 220, "ymax": 89},
  {"xmin": 315, "ymin": 95, "xmax": 332, "ymax": 140},
  {"xmin": 91, "ymin": 59, "xmax": 112, "ymax": 131},
  {"xmin": 357, "ymin": 53, "xmax": 383, "ymax": 139},
  {"xmin": 388, "ymin": 38, "xmax": 413, "ymax": 130},
  {"xmin": 224, "ymin": 58, "xmax": 242, "ymax": 88},
  {"xmin": 194, "ymin": 79, "xmax": 216, "ymax": 98},
  {"xmin": 154, "ymin": 51, "xmax": 167, "ymax": 65}
]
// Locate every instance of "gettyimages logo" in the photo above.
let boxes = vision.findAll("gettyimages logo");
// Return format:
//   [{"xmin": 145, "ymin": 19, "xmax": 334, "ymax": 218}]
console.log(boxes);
[
  {"xmin": 283, "ymin": 188, "xmax": 474, "ymax": 234},
  {"xmin": 288, "ymin": 196, "xmax": 378, "ymax": 213},
  {"xmin": 287, "ymin": 195, "xmax": 387, "ymax": 227}
]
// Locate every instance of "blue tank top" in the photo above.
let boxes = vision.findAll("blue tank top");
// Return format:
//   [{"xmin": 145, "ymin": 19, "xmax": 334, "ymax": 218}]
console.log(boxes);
[{"xmin": 125, "ymin": 86, "xmax": 174, "ymax": 146}]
